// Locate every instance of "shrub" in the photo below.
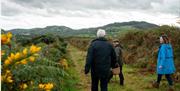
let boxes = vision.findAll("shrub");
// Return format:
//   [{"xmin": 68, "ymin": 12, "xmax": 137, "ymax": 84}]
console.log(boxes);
[{"xmin": 1, "ymin": 32, "xmax": 69, "ymax": 91}]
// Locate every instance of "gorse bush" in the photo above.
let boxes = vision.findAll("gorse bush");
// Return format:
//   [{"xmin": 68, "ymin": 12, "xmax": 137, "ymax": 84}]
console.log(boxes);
[
  {"xmin": 15, "ymin": 34, "xmax": 68, "ymax": 62},
  {"xmin": 40, "ymin": 36, "xmax": 68, "ymax": 62},
  {"xmin": 1, "ymin": 32, "xmax": 70, "ymax": 91},
  {"xmin": 68, "ymin": 37, "xmax": 90, "ymax": 51},
  {"xmin": 67, "ymin": 26, "xmax": 180, "ymax": 73},
  {"xmin": 119, "ymin": 26, "xmax": 180, "ymax": 73}
]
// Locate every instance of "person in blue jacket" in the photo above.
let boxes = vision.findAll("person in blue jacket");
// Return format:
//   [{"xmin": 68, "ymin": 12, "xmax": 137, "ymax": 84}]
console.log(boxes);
[{"xmin": 153, "ymin": 34, "xmax": 176, "ymax": 91}]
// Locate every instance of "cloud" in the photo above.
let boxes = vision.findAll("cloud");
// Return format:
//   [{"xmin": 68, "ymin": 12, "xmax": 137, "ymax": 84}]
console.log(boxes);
[
  {"xmin": 151, "ymin": 0, "xmax": 180, "ymax": 15},
  {"xmin": 2, "ymin": 0, "xmax": 180, "ymax": 16},
  {"xmin": 1, "ymin": 0, "xmax": 23, "ymax": 16},
  {"xmin": 1, "ymin": 0, "xmax": 180, "ymax": 29}
]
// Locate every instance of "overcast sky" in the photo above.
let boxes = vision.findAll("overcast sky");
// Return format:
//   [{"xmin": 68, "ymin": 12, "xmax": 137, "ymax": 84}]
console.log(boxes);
[{"xmin": 1, "ymin": 0, "xmax": 180, "ymax": 30}]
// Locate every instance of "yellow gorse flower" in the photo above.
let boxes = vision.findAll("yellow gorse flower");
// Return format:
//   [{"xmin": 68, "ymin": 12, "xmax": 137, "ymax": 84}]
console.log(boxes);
[
  {"xmin": 22, "ymin": 48, "xmax": 28, "ymax": 56},
  {"xmin": 1, "ymin": 32, "xmax": 12, "ymax": 45},
  {"xmin": 4, "ymin": 56, "xmax": 14, "ymax": 66},
  {"xmin": 39, "ymin": 83, "xmax": 54, "ymax": 90},
  {"xmin": 20, "ymin": 83, "xmax": 28, "ymax": 89},
  {"xmin": 20, "ymin": 59, "xmax": 28, "ymax": 64},
  {"xmin": 7, "ymin": 76, "xmax": 13, "ymax": 83},
  {"xmin": 44, "ymin": 83, "xmax": 53, "ymax": 90},
  {"xmin": 2, "ymin": 70, "xmax": 13, "ymax": 83},
  {"xmin": 30, "ymin": 45, "xmax": 41, "ymax": 54},
  {"xmin": 1, "ymin": 34, "xmax": 7, "ymax": 41},
  {"xmin": 6, "ymin": 38, "xmax": 10, "ymax": 44},
  {"xmin": 7, "ymin": 56, "xmax": 12, "ymax": 62},
  {"xmin": 3, "ymin": 53, "xmax": 15, "ymax": 66},
  {"xmin": 23, "ymin": 84, "xmax": 28, "ymax": 89},
  {"xmin": 60, "ymin": 59, "xmax": 68, "ymax": 69},
  {"xmin": 29, "ymin": 56, "xmax": 35, "ymax": 62},
  {"xmin": 6, "ymin": 70, "xmax": 11, "ymax": 74},
  {"xmin": 3, "ymin": 45, "xmax": 41, "ymax": 66},
  {"xmin": 4, "ymin": 59, "xmax": 11, "ymax": 66},
  {"xmin": 14, "ymin": 52, "xmax": 21, "ymax": 60},
  {"xmin": 15, "ymin": 61, "xmax": 20, "ymax": 65},
  {"xmin": 1, "ymin": 34, "xmax": 8, "ymax": 44},
  {"xmin": 10, "ymin": 53, "xmax": 15, "ymax": 60},
  {"xmin": 39, "ymin": 84, "xmax": 45, "ymax": 88},
  {"xmin": 7, "ymin": 32, "xmax": 12, "ymax": 39}
]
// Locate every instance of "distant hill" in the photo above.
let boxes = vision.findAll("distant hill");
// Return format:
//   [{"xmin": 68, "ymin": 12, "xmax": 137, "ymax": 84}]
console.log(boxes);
[
  {"xmin": 9, "ymin": 21, "xmax": 159, "ymax": 37},
  {"xmin": 78, "ymin": 21, "xmax": 159, "ymax": 37},
  {"xmin": 1, "ymin": 29, "xmax": 6, "ymax": 34},
  {"xmin": 10, "ymin": 26, "xmax": 73, "ymax": 36}
]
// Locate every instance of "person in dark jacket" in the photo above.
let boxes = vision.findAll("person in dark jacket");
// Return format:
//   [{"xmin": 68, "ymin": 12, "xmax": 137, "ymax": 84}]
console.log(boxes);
[
  {"xmin": 108, "ymin": 40, "xmax": 124, "ymax": 85},
  {"xmin": 85, "ymin": 29, "xmax": 117, "ymax": 91}
]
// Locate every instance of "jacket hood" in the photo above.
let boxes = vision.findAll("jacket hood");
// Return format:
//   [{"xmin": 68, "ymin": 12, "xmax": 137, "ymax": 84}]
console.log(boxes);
[{"xmin": 92, "ymin": 37, "xmax": 107, "ymax": 42}]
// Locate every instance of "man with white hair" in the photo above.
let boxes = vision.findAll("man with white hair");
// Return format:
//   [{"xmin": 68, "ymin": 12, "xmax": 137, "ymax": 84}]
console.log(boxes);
[{"xmin": 85, "ymin": 29, "xmax": 117, "ymax": 91}]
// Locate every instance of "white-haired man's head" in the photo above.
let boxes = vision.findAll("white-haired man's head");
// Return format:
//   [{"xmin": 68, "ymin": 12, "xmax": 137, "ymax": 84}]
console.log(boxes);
[{"xmin": 97, "ymin": 29, "xmax": 106, "ymax": 38}]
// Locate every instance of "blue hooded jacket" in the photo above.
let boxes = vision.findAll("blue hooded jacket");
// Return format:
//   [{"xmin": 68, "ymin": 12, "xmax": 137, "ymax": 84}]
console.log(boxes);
[{"xmin": 157, "ymin": 44, "xmax": 176, "ymax": 74}]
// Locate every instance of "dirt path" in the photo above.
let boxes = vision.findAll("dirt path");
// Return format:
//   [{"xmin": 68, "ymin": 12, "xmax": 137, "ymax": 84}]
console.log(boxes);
[{"xmin": 67, "ymin": 45, "xmax": 91, "ymax": 91}]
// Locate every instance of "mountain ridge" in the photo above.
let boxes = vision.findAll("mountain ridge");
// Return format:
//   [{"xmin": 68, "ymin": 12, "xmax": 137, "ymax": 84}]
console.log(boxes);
[{"xmin": 8, "ymin": 21, "xmax": 159, "ymax": 37}]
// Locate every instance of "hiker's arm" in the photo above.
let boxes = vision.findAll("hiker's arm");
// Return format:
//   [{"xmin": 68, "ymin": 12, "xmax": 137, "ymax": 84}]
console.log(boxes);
[
  {"xmin": 159, "ymin": 46, "xmax": 166, "ymax": 68},
  {"xmin": 85, "ymin": 44, "xmax": 93, "ymax": 74},
  {"xmin": 115, "ymin": 47, "xmax": 120, "ymax": 62},
  {"xmin": 111, "ymin": 47, "xmax": 117, "ymax": 68}
]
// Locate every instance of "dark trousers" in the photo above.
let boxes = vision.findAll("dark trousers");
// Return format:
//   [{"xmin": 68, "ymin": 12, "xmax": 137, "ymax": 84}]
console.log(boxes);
[
  {"xmin": 91, "ymin": 75, "xmax": 108, "ymax": 91},
  {"xmin": 108, "ymin": 66, "xmax": 124, "ymax": 85},
  {"xmin": 157, "ymin": 74, "xmax": 173, "ymax": 86}
]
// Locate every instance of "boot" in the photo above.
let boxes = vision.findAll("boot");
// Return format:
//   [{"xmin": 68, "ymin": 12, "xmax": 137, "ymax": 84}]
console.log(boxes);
[
  {"xmin": 168, "ymin": 86, "xmax": 174, "ymax": 91},
  {"xmin": 152, "ymin": 82, "xmax": 159, "ymax": 88}
]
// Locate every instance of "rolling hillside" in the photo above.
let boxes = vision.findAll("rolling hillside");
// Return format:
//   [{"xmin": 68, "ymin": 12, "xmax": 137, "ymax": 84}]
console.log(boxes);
[{"xmin": 9, "ymin": 21, "xmax": 159, "ymax": 37}]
